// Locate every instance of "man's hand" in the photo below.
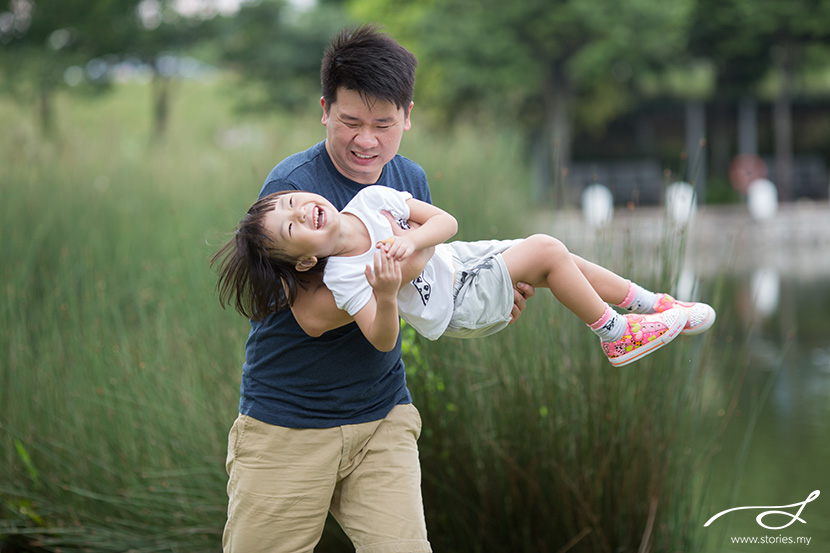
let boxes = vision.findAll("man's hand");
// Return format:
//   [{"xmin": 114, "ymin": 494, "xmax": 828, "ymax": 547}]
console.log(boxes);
[{"xmin": 509, "ymin": 281, "xmax": 535, "ymax": 323}]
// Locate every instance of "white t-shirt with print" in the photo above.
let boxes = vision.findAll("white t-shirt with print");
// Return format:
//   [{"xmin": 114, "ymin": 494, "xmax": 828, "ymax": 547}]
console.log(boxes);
[{"xmin": 323, "ymin": 185, "xmax": 456, "ymax": 340}]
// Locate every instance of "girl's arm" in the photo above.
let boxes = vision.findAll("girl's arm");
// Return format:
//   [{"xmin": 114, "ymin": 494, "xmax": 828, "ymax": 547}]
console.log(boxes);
[
  {"xmin": 290, "ymin": 228, "xmax": 435, "ymax": 337},
  {"xmin": 351, "ymin": 250, "xmax": 403, "ymax": 351},
  {"xmin": 381, "ymin": 199, "xmax": 457, "ymax": 261}
]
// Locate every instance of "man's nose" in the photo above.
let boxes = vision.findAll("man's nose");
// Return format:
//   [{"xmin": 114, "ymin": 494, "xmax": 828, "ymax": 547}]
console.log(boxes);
[{"xmin": 354, "ymin": 127, "xmax": 377, "ymax": 149}]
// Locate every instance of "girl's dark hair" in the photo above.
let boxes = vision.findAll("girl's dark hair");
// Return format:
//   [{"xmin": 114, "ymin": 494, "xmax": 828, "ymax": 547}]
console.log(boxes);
[
  {"xmin": 210, "ymin": 192, "xmax": 326, "ymax": 321},
  {"xmin": 321, "ymin": 24, "xmax": 418, "ymax": 113}
]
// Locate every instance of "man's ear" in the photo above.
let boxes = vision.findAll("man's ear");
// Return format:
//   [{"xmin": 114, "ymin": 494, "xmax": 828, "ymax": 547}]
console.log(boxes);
[
  {"xmin": 320, "ymin": 96, "xmax": 328, "ymax": 125},
  {"xmin": 295, "ymin": 256, "xmax": 318, "ymax": 272}
]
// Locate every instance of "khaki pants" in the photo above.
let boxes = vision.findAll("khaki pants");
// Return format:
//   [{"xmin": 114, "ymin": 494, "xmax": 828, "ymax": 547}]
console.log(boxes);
[{"xmin": 222, "ymin": 403, "xmax": 432, "ymax": 553}]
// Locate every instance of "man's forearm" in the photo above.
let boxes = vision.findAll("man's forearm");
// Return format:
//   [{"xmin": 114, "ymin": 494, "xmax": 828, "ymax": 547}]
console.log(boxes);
[{"xmin": 290, "ymin": 278, "xmax": 354, "ymax": 337}]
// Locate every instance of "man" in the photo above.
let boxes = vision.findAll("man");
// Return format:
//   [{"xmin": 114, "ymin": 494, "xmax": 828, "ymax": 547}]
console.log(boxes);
[{"xmin": 222, "ymin": 25, "xmax": 533, "ymax": 553}]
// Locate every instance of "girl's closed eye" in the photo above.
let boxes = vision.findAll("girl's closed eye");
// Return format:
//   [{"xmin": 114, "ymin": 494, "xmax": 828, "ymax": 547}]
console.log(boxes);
[{"xmin": 286, "ymin": 196, "xmax": 294, "ymax": 236}]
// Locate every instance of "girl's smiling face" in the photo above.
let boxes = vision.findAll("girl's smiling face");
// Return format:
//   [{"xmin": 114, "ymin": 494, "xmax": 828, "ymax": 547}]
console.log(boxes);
[{"xmin": 263, "ymin": 191, "xmax": 341, "ymax": 270}]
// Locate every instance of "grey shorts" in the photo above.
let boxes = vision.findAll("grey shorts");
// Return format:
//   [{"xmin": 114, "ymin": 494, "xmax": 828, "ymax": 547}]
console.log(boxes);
[{"xmin": 443, "ymin": 239, "xmax": 522, "ymax": 339}]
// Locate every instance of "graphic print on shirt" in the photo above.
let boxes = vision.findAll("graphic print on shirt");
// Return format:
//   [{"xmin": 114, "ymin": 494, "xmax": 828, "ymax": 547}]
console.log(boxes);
[
  {"xmin": 411, "ymin": 276, "xmax": 432, "ymax": 306},
  {"xmin": 391, "ymin": 209, "xmax": 433, "ymax": 307},
  {"xmin": 395, "ymin": 216, "xmax": 411, "ymax": 230}
]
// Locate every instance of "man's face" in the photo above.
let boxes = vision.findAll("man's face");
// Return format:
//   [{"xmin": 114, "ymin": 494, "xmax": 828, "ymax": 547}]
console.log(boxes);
[{"xmin": 321, "ymin": 87, "xmax": 412, "ymax": 185}]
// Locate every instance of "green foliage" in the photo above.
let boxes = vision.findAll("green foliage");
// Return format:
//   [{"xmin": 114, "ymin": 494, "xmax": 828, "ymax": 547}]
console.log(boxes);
[
  {"xmin": 0, "ymin": 0, "xmax": 231, "ymax": 137},
  {"xmin": 0, "ymin": 0, "xmax": 135, "ymax": 127},
  {"xmin": 689, "ymin": 0, "xmax": 830, "ymax": 99},
  {"xmin": 13, "ymin": 439, "xmax": 39, "ymax": 491},
  {"xmin": 402, "ymin": 282, "xmax": 720, "ymax": 552},
  {"xmin": 347, "ymin": 0, "xmax": 698, "ymax": 206},
  {"xmin": 0, "ymin": 81, "xmax": 313, "ymax": 551},
  {"xmin": 218, "ymin": 0, "xmax": 351, "ymax": 112},
  {"xmin": 349, "ymin": 0, "xmax": 693, "ymax": 134}
]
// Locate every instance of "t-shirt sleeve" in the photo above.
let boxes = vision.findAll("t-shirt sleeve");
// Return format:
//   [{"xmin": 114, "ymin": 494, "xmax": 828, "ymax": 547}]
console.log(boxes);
[
  {"xmin": 369, "ymin": 186, "xmax": 412, "ymax": 221},
  {"xmin": 324, "ymin": 265, "xmax": 374, "ymax": 317}
]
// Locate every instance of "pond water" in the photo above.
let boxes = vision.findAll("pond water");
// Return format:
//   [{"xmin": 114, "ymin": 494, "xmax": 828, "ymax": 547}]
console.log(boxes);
[
  {"xmin": 706, "ymin": 274, "xmax": 830, "ymax": 552},
  {"xmin": 539, "ymin": 202, "xmax": 830, "ymax": 551}
]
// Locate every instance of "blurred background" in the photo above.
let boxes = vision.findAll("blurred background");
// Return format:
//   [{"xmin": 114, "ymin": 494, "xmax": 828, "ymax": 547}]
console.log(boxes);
[{"xmin": 1, "ymin": 0, "xmax": 829, "ymax": 552}]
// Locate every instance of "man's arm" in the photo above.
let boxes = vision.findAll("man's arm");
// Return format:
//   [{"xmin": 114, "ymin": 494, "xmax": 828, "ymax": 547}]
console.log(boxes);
[{"xmin": 290, "ymin": 273, "xmax": 352, "ymax": 337}]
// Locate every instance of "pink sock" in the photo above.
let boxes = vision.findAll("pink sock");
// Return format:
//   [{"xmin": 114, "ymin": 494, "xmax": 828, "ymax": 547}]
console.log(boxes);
[
  {"xmin": 617, "ymin": 280, "xmax": 637, "ymax": 309},
  {"xmin": 588, "ymin": 306, "xmax": 625, "ymax": 342},
  {"xmin": 616, "ymin": 281, "xmax": 657, "ymax": 313}
]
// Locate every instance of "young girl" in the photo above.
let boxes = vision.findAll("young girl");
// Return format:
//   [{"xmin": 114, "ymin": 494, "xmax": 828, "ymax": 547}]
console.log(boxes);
[{"xmin": 212, "ymin": 185, "xmax": 715, "ymax": 366}]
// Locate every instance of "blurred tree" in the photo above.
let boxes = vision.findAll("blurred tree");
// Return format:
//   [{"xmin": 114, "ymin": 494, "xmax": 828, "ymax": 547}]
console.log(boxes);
[
  {"xmin": 217, "ymin": 0, "xmax": 349, "ymax": 114},
  {"xmin": 348, "ymin": 0, "xmax": 694, "ymax": 206},
  {"xmin": 0, "ymin": 0, "xmax": 137, "ymax": 134},
  {"xmin": 0, "ymin": 0, "xmax": 225, "ymax": 137},
  {"xmin": 689, "ymin": 0, "xmax": 830, "ymax": 200},
  {"xmin": 128, "ymin": 0, "xmax": 227, "ymax": 136}
]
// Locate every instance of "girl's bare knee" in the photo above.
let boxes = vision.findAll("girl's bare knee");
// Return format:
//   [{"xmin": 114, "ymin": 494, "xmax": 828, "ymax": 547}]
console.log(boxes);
[{"xmin": 527, "ymin": 234, "xmax": 569, "ymax": 258}]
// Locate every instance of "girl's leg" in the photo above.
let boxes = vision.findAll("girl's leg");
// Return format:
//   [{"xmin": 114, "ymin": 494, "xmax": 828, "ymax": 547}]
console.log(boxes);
[
  {"xmin": 500, "ymin": 235, "xmax": 689, "ymax": 367},
  {"xmin": 499, "ymin": 234, "xmax": 608, "ymax": 324},
  {"xmin": 571, "ymin": 254, "xmax": 660, "ymax": 313},
  {"xmin": 571, "ymin": 252, "xmax": 716, "ymax": 334},
  {"xmin": 571, "ymin": 254, "xmax": 658, "ymax": 312},
  {"xmin": 569, "ymin": 254, "xmax": 630, "ymax": 305}
]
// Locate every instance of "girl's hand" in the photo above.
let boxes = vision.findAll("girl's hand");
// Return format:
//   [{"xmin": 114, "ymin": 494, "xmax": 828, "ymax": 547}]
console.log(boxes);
[
  {"xmin": 365, "ymin": 250, "xmax": 401, "ymax": 298},
  {"xmin": 377, "ymin": 236, "xmax": 416, "ymax": 261}
]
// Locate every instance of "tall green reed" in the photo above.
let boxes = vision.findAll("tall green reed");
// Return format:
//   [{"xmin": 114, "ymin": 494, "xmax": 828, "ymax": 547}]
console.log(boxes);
[
  {"xmin": 396, "ymin": 135, "xmax": 724, "ymax": 552},
  {"xmin": 0, "ymin": 81, "xmax": 320, "ymax": 551}
]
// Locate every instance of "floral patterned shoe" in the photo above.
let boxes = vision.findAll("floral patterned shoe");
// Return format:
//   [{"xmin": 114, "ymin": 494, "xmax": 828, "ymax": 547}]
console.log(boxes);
[
  {"xmin": 653, "ymin": 293, "xmax": 716, "ymax": 336},
  {"xmin": 601, "ymin": 308, "xmax": 687, "ymax": 367}
]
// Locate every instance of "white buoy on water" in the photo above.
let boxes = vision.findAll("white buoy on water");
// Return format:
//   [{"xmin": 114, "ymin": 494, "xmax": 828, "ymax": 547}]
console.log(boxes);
[
  {"xmin": 581, "ymin": 183, "xmax": 614, "ymax": 228},
  {"xmin": 747, "ymin": 178, "xmax": 778, "ymax": 221},
  {"xmin": 751, "ymin": 266, "xmax": 780, "ymax": 317},
  {"xmin": 665, "ymin": 181, "xmax": 697, "ymax": 226}
]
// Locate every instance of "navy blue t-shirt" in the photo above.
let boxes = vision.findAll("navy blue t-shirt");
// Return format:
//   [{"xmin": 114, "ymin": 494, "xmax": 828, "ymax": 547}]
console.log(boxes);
[{"xmin": 238, "ymin": 141, "xmax": 432, "ymax": 428}]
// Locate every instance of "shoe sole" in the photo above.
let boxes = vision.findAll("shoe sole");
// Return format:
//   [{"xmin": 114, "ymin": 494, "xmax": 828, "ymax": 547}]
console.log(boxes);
[
  {"xmin": 680, "ymin": 304, "xmax": 717, "ymax": 336},
  {"xmin": 609, "ymin": 309, "xmax": 688, "ymax": 367}
]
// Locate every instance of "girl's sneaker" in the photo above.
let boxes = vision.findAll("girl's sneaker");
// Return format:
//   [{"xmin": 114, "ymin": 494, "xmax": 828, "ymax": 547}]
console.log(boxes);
[
  {"xmin": 601, "ymin": 308, "xmax": 687, "ymax": 367},
  {"xmin": 653, "ymin": 293, "xmax": 716, "ymax": 335}
]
